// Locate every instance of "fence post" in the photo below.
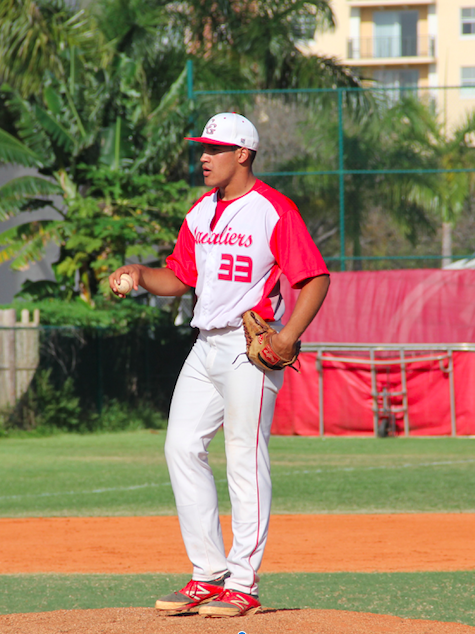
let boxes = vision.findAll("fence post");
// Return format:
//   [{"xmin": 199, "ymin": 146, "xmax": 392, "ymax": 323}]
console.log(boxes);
[
  {"xmin": 4, "ymin": 309, "xmax": 16, "ymax": 407},
  {"xmin": 317, "ymin": 349, "xmax": 325, "ymax": 437},
  {"xmin": 0, "ymin": 309, "xmax": 40, "ymax": 410},
  {"xmin": 96, "ymin": 330, "xmax": 103, "ymax": 414},
  {"xmin": 338, "ymin": 88, "xmax": 346, "ymax": 272},
  {"xmin": 187, "ymin": 59, "xmax": 196, "ymax": 187},
  {"xmin": 448, "ymin": 350, "xmax": 457, "ymax": 437}
]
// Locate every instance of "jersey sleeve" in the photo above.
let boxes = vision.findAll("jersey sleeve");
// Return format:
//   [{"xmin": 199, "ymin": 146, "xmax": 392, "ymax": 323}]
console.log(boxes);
[
  {"xmin": 270, "ymin": 208, "xmax": 329, "ymax": 288},
  {"xmin": 166, "ymin": 218, "xmax": 198, "ymax": 287}
]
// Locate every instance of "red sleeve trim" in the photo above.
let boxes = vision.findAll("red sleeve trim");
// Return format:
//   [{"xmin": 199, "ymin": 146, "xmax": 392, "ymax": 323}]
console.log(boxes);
[
  {"xmin": 270, "ymin": 209, "xmax": 329, "ymax": 288},
  {"xmin": 166, "ymin": 219, "xmax": 197, "ymax": 287}
]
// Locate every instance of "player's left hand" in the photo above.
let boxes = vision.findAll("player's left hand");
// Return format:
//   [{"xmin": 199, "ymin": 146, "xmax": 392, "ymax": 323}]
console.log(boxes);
[
  {"xmin": 242, "ymin": 310, "xmax": 300, "ymax": 372},
  {"xmin": 270, "ymin": 331, "xmax": 299, "ymax": 362}
]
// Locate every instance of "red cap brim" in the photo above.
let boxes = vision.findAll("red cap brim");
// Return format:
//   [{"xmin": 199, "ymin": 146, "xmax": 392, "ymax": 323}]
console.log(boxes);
[{"xmin": 184, "ymin": 136, "xmax": 237, "ymax": 145}]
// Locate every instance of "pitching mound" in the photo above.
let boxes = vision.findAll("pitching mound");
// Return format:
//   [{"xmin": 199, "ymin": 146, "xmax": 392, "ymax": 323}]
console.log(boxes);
[{"xmin": 1, "ymin": 607, "xmax": 474, "ymax": 634}]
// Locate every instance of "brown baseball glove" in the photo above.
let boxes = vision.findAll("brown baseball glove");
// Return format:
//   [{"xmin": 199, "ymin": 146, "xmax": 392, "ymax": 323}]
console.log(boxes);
[{"xmin": 242, "ymin": 310, "xmax": 300, "ymax": 372}]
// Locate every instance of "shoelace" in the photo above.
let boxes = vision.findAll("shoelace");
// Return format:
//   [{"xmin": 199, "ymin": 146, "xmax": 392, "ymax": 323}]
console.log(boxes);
[
  {"xmin": 216, "ymin": 589, "xmax": 238, "ymax": 602},
  {"xmin": 181, "ymin": 580, "xmax": 201, "ymax": 598},
  {"xmin": 182, "ymin": 579, "xmax": 222, "ymax": 599}
]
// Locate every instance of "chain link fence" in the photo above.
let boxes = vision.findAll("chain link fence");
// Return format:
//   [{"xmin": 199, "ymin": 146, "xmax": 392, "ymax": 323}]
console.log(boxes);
[
  {"xmin": 187, "ymin": 62, "xmax": 475, "ymax": 271},
  {"xmin": 1, "ymin": 322, "xmax": 195, "ymax": 432}
]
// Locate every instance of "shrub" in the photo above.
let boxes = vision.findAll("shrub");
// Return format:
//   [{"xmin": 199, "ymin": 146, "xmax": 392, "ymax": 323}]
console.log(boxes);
[
  {"xmin": 2, "ymin": 369, "xmax": 168, "ymax": 436},
  {"xmin": 5, "ymin": 296, "xmax": 177, "ymax": 333},
  {"xmin": 88, "ymin": 400, "xmax": 168, "ymax": 433},
  {"xmin": 5, "ymin": 369, "xmax": 82, "ymax": 433}
]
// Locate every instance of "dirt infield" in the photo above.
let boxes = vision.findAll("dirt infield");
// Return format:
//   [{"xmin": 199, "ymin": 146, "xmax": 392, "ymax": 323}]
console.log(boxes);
[
  {"xmin": 1, "ymin": 513, "xmax": 474, "ymax": 633},
  {"xmin": 1, "ymin": 513, "xmax": 474, "ymax": 573}
]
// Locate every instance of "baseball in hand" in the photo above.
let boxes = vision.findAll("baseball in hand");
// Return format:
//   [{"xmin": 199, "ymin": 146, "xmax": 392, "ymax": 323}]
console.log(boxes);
[{"xmin": 116, "ymin": 273, "xmax": 134, "ymax": 295}]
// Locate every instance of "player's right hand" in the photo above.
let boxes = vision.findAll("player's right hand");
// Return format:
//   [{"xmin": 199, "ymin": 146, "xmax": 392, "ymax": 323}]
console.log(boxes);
[{"xmin": 109, "ymin": 265, "xmax": 141, "ymax": 298}]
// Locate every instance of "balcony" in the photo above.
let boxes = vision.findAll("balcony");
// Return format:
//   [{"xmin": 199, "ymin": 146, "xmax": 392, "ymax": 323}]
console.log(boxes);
[{"xmin": 347, "ymin": 36, "xmax": 436, "ymax": 62}]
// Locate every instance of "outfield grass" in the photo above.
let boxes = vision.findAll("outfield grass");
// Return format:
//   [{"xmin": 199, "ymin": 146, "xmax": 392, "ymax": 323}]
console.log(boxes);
[
  {"xmin": 0, "ymin": 431, "xmax": 474, "ymax": 516},
  {"xmin": 0, "ymin": 572, "xmax": 474, "ymax": 625}
]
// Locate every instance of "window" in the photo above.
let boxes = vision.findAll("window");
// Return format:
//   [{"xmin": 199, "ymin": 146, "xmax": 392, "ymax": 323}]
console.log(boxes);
[
  {"xmin": 373, "ymin": 10, "xmax": 418, "ymax": 58},
  {"xmin": 461, "ymin": 67, "xmax": 475, "ymax": 98},
  {"xmin": 373, "ymin": 69, "xmax": 419, "ymax": 104},
  {"xmin": 461, "ymin": 8, "xmax": 475, "ymax": 35}
]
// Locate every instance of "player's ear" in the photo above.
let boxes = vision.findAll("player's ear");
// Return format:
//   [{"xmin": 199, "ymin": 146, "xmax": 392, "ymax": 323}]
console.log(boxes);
[{"xmin": 237, "ymin": 147, "xmax": 252, "ymax": 166}]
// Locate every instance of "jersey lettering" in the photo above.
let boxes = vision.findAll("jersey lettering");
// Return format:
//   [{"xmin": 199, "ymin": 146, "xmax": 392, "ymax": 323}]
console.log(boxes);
[
  {"xmin": 218, "ymin": 254, "xmax": 253, "ymax": 283},
  {"xmin": 194, "ymin": 228, "xmax": 253, "ymax": 247}
]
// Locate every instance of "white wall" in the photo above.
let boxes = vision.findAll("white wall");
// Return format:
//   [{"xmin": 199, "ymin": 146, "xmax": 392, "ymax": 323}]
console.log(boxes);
[{"xmin": 0, "ymin": 166, "xmax": 60, "ymax": 305}]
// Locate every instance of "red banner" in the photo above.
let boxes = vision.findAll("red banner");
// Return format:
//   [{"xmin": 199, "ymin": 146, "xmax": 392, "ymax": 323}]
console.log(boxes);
[{"xmin": 273, "ymin": 271, "xmax": 475, "ymax": 436}]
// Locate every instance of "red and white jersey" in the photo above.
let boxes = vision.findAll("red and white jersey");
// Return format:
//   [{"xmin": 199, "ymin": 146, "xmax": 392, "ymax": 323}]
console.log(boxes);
[{"xmin": 166, "ymin": 179, "xmax": 329, "ymax": 330}]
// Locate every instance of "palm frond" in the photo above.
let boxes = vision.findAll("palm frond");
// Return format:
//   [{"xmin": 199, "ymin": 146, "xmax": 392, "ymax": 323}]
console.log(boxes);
[
  {"xmin": 133, "ymin": 64, "xmax": 190, "ymax": 173},
  {"xmin": 0, "ymin": 175, "xmax": 62, "ymax": 220},
  {"xmin": 0, "ymin": 128, "xmax": 43, "ymax": 167},
  {"xmin": 0, "ymin": 175, "xmax": 62, "ymax": 200},
  {"xmin": 0, "ymin": 219, "xmax": 62, "ymax": 270},
  {"xmin": 34, "ymin": 105, "xmax": 77, "ymax": 151},
  {"xmin": 147, "ymin": 64, "xmax": 188, "ymax": 125},
  {"xmin": 2, "ymin": 88, "xmax": 55, "ymax": 165},
  {"xmin": 0, "ymin": 0, "xmax": 108, "ymax": 98}
]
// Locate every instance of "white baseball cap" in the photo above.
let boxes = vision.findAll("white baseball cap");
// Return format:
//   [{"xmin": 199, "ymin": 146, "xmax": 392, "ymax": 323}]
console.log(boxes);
[{"xmin": 185, "ymin": 112, "xmax": 259, "ymax": 151}]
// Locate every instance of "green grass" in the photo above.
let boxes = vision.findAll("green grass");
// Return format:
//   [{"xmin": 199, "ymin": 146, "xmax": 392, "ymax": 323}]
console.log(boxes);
[
  {"xmin": 270, "ymin": 435, "xmax": 475, "ymax": 514},
  {"xmin": 1, "ymin": 431, "xmax": 474, "ymax": 624},
  {"xmin": 0, "ymin": 431, "xmax": 474, "ymax": 516},
  {"xmin": 0, "ymin": 572, "xmax": 474, "ymax": 625}
]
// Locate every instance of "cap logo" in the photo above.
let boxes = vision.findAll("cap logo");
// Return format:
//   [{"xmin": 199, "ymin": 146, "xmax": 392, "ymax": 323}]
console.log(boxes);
[{"xmin": 205, "ymin": 122, "xmax": 217, "ymax": 135}]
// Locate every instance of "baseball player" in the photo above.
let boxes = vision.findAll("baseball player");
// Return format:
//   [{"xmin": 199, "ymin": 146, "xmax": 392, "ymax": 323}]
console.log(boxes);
[{"xmin": 109, "ymin": 112, "xmax": 330, "ymax": 618}]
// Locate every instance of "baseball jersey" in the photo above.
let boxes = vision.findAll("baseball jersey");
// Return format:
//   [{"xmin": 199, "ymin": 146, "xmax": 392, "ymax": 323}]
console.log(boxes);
[{"xmin": 166, "ymin": 179, "xmax": 329, "ymax": 330}]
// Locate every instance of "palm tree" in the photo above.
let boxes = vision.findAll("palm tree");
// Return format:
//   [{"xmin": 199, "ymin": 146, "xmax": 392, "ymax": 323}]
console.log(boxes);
[
  {"xmin": 0, "ymin": 0, "xmax": 367, "ymax": 302},
  {"xmin": 0, "ymin": 0, "xmax": 194, "ymax": 302},
  {"xmin": 271, "ymin": 95, "xmax": 440, "ymax": 267},
  {"xmin": 0, "ymin": 0, "xmax": 110, "ymax": 99},
  {"xmin": 431, "ymin": 111, "xmax": 475, "ymax": 266},
  {"xmin": 376, "ymin": 103, "xmax": 475, "ymax": 267},
  {"xmin": 178, "ymin": 0, "xmax": 362, "ymax": 90}
]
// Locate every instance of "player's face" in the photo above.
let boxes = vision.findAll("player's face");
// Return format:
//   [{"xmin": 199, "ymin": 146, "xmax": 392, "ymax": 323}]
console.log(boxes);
[{"xmin": 200, "ymin": 144, "xmax": 242, "ymax": 189}]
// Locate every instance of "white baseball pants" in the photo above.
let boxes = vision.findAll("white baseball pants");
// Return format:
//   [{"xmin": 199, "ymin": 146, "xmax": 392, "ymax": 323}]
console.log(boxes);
[{"xmin": 165, "ymin": 324, "xmax": 284, "ymax": 596}]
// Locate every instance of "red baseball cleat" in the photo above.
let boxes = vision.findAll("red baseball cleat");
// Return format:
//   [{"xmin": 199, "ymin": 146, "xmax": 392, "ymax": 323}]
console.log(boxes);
[
  {"xmin": 155, "ymin": 574, "xmax": 228, "ymax": 613},
  {"xmin": 199, "ymin": 588, "xmax": 262, "ymax": 617}
]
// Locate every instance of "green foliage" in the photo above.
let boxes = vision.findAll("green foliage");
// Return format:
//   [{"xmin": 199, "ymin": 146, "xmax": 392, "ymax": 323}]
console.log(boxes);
[
  {"xmin": 0, "ymin": 0, "xmax": 366, "ymax": 303},
  {"xmin": 0, "ymin": 0, "xmax": 109, "ymax": 98},
  {"xmin": 88, "ymin": 400, "xmax": 167, "ymax": 433},
  {"xmin": 173, "ymin": 0, "xmax": 361, "ymax": 91},
  {"xmin": 273, "ymin": 95, "xmax": 475, "ymax": 262},
  {"xmin": 0, "ymin": 165, "xmax": 193, "ymax": 301},
  {"xmin": 4, "ymin": 368, "xmax": 82, "ymax": 433},
  {"xmin": 4, "ymin": 296, "xmax": 175, "ymax": 330},
  {"xmin": 0, "ymin": 128, "xmax": 44, "ymax": 167},
  {"xmin": 2, "ymin": 371, "xmax": 168, "ymax": 436},
  {"xmin": 0, "ymin": 0, "xmax": 195, "ymax": 302},
  {"xmin": 53, "ymin": 167, "xmax": 192, "ymax": 300}
]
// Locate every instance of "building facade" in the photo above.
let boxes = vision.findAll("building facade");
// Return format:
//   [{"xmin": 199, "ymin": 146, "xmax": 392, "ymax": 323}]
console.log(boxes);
[{"xmin": 309, "ymin": 0, "xmax": 475, "ymax": 130}]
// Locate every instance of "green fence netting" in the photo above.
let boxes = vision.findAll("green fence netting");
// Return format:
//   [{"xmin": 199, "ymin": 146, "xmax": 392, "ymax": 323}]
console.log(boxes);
[{"xmin": 186, "ymin": 61, "xmax": 475, "ymax": 272}]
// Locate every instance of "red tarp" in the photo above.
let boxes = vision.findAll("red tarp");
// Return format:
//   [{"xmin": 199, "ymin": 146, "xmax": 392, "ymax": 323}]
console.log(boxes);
[{"xmin": 272, "ymin": 270, "xmax": 475, "ymax": 436}]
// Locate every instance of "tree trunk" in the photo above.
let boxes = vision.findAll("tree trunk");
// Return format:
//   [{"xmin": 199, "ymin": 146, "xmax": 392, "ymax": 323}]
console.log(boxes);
[
  {"xmin": 352, "ymin": 233, "xmax": 362, "ymax": 271},
  {"xmin": 441, "ymin": 221, "xmax": 452, "ymax": 268}
]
